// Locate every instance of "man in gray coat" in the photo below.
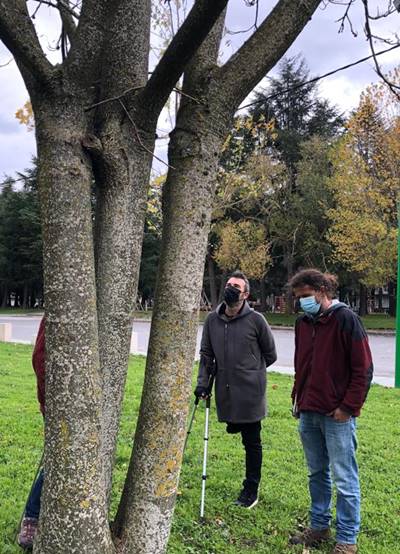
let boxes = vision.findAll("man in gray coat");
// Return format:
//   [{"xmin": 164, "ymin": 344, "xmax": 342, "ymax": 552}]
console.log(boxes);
[{"xmin": 195, "ymin": 270, "xmax": 277, "ymax": 508}]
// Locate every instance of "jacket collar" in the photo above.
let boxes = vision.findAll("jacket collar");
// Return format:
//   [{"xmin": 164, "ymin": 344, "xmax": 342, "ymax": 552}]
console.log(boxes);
[
  {"xmin": 216, "ymin": 300, "xmax": 253, "ymax": 321},
  {"xmin": 302, "ymin": 300, "xmax": 348, "ymax": 325}
]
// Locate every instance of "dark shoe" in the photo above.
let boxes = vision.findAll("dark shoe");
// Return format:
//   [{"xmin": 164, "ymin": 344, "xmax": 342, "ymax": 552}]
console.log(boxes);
[
  {"xmin": 235, "ymin": 488, "xmax": 258, "ymax": 509},
  {"xmin": 331, "ymin": 544, "xmax": 357, "ymax": 554},
  {"xmin": 290, "ymin": 527, "xmax": 331, "ymax": 547},
  {"xmin": 17, "ymin": 517, "xmax": 38, "ymax": 550}
]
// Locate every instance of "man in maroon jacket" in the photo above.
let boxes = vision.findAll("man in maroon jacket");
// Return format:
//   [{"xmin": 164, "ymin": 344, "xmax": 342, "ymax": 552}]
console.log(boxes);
[
  {"xmin": 288, "ymin": 269, "xmax": 373, "ymax": 554},
  {"xmin": 18, "ymin": 317, "xmax": 45, "ymax": 550}
]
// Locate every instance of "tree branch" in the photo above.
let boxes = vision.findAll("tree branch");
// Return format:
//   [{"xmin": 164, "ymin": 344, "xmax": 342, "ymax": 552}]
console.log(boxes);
[
  {"xmin": 94, "ymin": 0, "xmax": 152, "ymax": 105},
  {"xmin": 0, "ymin": 0, "xmax": 54, "ymax": 86},
  {"xmin": 218, "ymin": 0, "xmax": 322, "ymax": 107},
  {"xmin": 361, "ymin": 0, "xmax": 400, "ymax": 100},
  {"xmin": 64, "ymin": 0, "xmax": 113, "ymax": 86},
  {"xmin": 31, "ymin": 0, "xmax": 80, "ymax": 18},
  {"xmin": 57, "ymin": 0, "xmax": 77, "ymax": 45},
  {"xmin": 140, "ymin": 0, "xmax": 229, "ymax": 117}
]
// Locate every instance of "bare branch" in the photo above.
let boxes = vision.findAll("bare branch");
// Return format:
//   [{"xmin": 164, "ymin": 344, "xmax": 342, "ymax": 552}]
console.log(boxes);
[
  {"xmin": 0, "ymin": 56, "xmax": 13, "ymax": 67},
  {"xmin": 140, "ymin": 0, "xmax": 229, "ymax": 117},
  {"xmin": 362, "ymin": 0, "xmax": 400, "ymax": 100},
  {"xmin": 226, "ymin": 0, "xmax": 260, "ymax": 35},
  {"xmin": 31, "ymin": 0, "xmax": 80, "ymax": 18},
  {"xmin": 218, "ymin": 0, "xmax": 322, "ymax": 108},
  {"xmin": 0, "ymin": 1, "xmax": 54, "ymax": 87},
  {"xmin": 84, "ymin": 85, "xmax": 145, "ymax": 111},
  {"xmin": 335, "ymin": 0, "xmax": 356, "ymax": 34}
]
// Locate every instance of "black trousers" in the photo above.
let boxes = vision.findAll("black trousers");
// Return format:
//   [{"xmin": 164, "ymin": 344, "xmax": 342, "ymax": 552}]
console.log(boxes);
[{"xmin": 227, "ymin": 421, "xmax": 262, "ymax": 493}]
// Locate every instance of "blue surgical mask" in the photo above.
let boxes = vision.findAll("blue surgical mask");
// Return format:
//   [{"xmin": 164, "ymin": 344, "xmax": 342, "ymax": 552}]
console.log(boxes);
[{"xmin": 300, "ymin": 295, "xmax": 321, "ymax": 315}]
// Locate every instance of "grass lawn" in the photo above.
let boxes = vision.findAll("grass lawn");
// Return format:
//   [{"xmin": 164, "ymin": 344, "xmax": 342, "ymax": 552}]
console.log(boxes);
[
  {"xmin": 1, "ymin": 343, "xmax": 400, "ymax": 553},
  {"xmin": 0, "ymin": 308, "xmax": 395, "ymax": 330},
  {"xmin": 0, "ymin": 308, "xmax": 44, "ymax": 316}
]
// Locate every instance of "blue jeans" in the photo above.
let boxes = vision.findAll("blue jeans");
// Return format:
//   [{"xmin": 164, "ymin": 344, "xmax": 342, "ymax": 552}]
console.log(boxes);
[
  {"xmin": 25, "ymin": 468, "xmax": 44, "ymax": 519},
  {"xmin": 299, "ymin": 412, "xmax": 360, "ymax": 544}
]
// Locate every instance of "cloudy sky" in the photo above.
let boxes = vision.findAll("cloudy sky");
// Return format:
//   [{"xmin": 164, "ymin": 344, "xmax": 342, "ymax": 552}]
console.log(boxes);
[{"xmin": 0, "ymin": 1, "xmax": 398, "ymax": 180}]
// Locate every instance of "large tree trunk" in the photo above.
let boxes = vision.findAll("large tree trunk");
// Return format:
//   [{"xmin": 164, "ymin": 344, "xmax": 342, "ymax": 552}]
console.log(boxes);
[
  {"xmin": 113, "ymin": 16, "xmax": 228, "ymax": 552},
  {"xmin": 33, "ymin": 101, "xmax": 114, "ymax": 553},
  {"xmin": 114, "ymin": 128, "xmax": 226, "ymax": 554}
]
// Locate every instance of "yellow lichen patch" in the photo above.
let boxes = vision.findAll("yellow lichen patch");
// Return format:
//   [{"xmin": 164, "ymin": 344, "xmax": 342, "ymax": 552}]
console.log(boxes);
[
  {"xmin": 154, "ymin": 445, "xmax": 183, "ymax": 498},
  {"xmin": 60, "ymin": 419, "xmax": 70, "ymax": 450},
  {"xmin": 80, "ymin": 499, "xmax": 91, "ymax": 509}
]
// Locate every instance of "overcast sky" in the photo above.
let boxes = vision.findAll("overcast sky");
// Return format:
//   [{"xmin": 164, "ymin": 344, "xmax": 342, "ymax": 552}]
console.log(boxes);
[{"xmin": 0, "ymin": 1, "xmax": 398, "ymax": 180}]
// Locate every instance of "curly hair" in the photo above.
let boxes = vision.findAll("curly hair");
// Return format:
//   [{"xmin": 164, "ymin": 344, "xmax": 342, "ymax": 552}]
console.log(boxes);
[{"xmin": 288, "ymin": 269, "xmax": 338, "ymax": 298}]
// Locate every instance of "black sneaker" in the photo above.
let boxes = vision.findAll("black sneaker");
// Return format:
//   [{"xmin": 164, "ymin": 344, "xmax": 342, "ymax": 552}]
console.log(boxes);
[{"xmin": 235, "ymin": 488, "xmax": 258, "ymax": 509}]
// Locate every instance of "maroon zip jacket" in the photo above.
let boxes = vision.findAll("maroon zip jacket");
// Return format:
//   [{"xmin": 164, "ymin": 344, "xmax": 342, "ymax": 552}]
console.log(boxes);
[
  {"xmin": 32, "ymin": 317, "xmax": 45, "ymax": 414},
  {"xmin": 292, "ymin": 302, "xmax": 373, "ymax": 417}
]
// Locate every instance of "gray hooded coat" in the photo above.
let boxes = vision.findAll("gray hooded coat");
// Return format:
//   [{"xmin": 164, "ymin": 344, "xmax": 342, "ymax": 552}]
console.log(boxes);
[{"xmin": 197, "ymin": 301, "xmax": 277, "ymax": 423}]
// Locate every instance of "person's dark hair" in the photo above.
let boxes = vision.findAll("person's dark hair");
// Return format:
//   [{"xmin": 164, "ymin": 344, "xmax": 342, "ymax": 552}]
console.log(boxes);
[
  {"xmin": 288, "ymin": 269, "xmax": 338, "ymax": 298},
  {"xmin": 229, "ymin": 270, "xmax": 250, "ymax": 293}
]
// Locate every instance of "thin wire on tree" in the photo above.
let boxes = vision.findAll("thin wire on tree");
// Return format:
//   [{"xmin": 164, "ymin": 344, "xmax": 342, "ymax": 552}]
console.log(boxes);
[{"xmin": 237, "ymin": 43, "xmax": 400, "ymax": 112}]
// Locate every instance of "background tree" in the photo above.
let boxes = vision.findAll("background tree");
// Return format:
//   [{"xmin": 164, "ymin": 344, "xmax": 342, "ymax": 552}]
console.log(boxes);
[
  {"xmin": 327, "ymin": 86, "xmax": 399, "ymax": 316},
  {"xmin": 0, "ymin": 164, "xmax": 42, "ymax": 308}
]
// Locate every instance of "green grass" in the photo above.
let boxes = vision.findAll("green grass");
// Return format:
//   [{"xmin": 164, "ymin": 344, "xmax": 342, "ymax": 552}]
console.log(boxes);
[
  {"xmin": 359, "ymin": 314, "xmax": 396, "ymax": 330},
  {"xmin": 1, "ymin": 343, "xmax": 400, "ymax": 553},
  {"xmin": 263, "ymin": 313, "xmax": 396, "ymax": 330},
  {"xmin": 0, "ymin": 307, "xmax": 395, "ymax": 330},
  {"xmin": 0, "ymin": 308, "xmax": 44, "ymax": 316}
]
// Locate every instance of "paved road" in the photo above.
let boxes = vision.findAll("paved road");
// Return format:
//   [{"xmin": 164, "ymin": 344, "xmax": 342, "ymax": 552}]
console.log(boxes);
[{"xmin": 0, "ymin": 316, "xmax": 396, "ymax": 387}]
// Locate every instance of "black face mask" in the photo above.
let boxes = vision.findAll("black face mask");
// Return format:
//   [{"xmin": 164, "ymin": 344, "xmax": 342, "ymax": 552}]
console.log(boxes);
[{"xmin": 224, "ymin": 285, "xmax": 241, "ymax": 307}]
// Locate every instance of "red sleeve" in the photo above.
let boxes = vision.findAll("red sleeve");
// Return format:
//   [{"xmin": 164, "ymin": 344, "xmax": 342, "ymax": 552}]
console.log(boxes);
[
  {"xmin": 340, "ymin": 314, "xmax": 373, "ymax": 415},
  {"xmin": 32, "ymin": 317, "xmax": 46, "ymax": 414}
]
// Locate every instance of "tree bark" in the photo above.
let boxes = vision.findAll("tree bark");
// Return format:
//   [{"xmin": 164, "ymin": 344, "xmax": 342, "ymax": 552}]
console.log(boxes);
[
  {"xmin": 94, "ymin": 120, "xmax": 155, "ymax": 501},
  {"xmin": 32, "ymin": 100, "xmax": 114, "ymax": 553}
]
